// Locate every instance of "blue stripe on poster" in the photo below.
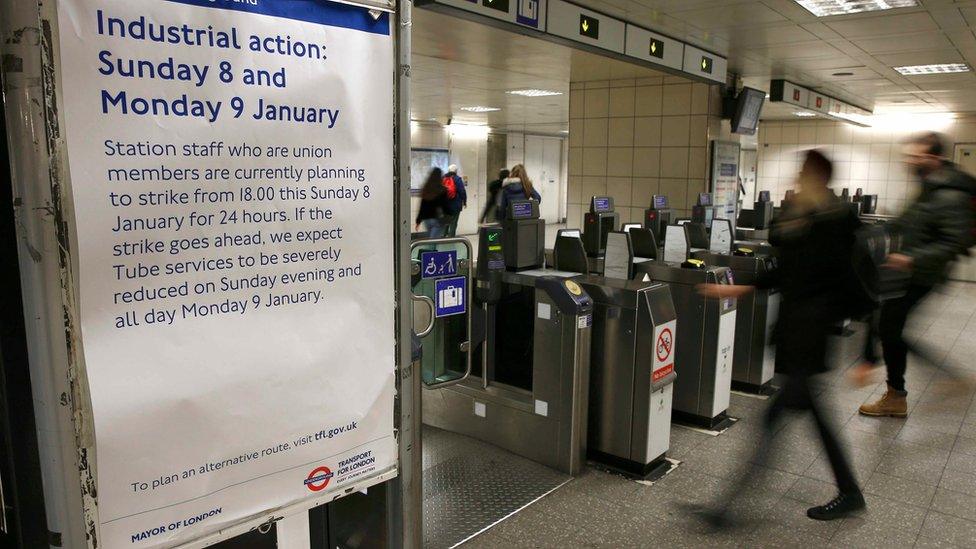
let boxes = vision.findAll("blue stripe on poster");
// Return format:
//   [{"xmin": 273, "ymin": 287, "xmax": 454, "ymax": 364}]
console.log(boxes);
[{"xmin": 163, "ymin": 0, "xmax": 390, "ymax": 35}]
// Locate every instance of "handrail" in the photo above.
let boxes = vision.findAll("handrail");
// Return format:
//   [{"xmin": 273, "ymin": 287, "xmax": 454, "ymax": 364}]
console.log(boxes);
[
  {"xmin": 410, "ymin": 237, "xmax": 473, "ymax": 389},
  {"xmin": 411, "ymin": 295, "xmax": 436, "ymax": 337}
]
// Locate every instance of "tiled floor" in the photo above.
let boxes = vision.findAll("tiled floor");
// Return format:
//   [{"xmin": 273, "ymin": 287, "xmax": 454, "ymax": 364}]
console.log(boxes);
[{"xmin": 461, "ymin": 282, "xmax": 976, "ymax": 548}]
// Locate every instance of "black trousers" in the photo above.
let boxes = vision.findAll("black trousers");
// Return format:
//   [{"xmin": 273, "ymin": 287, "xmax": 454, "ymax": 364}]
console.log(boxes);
[
  {"xmin": 879, "ymin": 284, "xmax": 934, "ymax": 392},
  {"xmin": 714, "ymin": 373, "xmax": 860, "ymax": 513},
  {"xmin": 764, "ymin": 374, "xmax": 860, "ymax": 495}
]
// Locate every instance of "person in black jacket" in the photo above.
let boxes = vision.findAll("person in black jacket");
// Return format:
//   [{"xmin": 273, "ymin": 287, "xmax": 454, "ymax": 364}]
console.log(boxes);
[
  {"xmin": 856, "ymin": 132, "xmax": 975, "ymax": 417},
  {"xmin": 414, "ymin": 168, "xmax": 447, "ymax": 237},
  {"xmin": 694, "ymin": 150, "xmax": 865, "ymax": 524},
  {"xmin": 498, "ymin": 164, "xmax": 541, "ymax": 219},
  {"xmin": 480, "ymin": 169, "xmax": 509, "ymax": 224}
]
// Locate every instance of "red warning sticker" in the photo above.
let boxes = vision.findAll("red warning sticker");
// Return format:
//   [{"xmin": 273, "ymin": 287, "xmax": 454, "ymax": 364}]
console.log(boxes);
[
  {"xmin": 656, "ymin": 327, "xmax": 673, "ymax": 362},
  {"xmin": 653, "ymin": 363, "xmax": 674, "ymax": 382}
]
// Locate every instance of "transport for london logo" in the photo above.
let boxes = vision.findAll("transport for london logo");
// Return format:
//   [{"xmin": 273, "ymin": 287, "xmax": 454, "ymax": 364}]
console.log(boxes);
[{"xmin": 304, "ymin": 466, "xmax": 334, "ymax": 492}]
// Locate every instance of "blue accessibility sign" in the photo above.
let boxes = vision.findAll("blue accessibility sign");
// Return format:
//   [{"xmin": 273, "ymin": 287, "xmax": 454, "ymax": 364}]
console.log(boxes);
[
  {"xmin": 434, "ymin": 276, "xmax": 466, "ymax": 318},
  {"xmin": 421, "ymin": 250, "xmax": 458, "ymax": 279}
]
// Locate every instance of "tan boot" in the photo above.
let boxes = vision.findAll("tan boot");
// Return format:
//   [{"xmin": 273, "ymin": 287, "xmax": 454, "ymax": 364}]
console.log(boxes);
[{"xmin": 858, "ymin": 386, "xmax": 908, "ymax": 418}]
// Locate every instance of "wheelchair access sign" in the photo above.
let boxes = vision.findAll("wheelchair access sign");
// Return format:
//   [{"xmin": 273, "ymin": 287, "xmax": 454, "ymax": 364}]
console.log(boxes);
[
  {"xmin": 434, "ymin": 276, "xmax": 466, "ymax": 318},
  {"xmin": 421, "ymin": 250, "xmax": 458, "ymax": 279}
]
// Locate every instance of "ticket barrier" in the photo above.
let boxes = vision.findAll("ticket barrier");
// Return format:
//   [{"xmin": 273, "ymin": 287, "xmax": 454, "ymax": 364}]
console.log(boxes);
[
  {"xmin": 584, "ymin": 195, "xmax": 619, "ymax": 257},
  {"xmin": 692, "ymin": 219, "xmax": 779, "ymax": 394},
  {"xmin": 624, "ymin": 227, "xmax": 738, "ymax": 429},
  {"xmin": 644, "ymin": 194, "xmax": 672, "ymax": 244},
  {"xmin": 553, "ymin": 233, "xmax": 678, "ymax": 478},
  {"xmin": 418, "ymin": 200, "xmax": 593, "ymax": 475},
  {"xmin": 691, "ymin": 193, "xmax": 722, "ymax": 229}
]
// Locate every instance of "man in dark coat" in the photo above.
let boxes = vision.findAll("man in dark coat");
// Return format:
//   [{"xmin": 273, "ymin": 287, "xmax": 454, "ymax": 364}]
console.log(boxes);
[
  {"xmin": 858, "ymin": 132, "xmax": 975, "ymax": 417},
  {"xmin": 695, "ymin": 150, "xmax": 865, "ymax": 524}
]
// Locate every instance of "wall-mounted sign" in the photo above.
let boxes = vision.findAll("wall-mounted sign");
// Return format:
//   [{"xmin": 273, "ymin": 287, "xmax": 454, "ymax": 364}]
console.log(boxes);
[
  {"xmin": 770, "ymin": 79, "xmax": 809, "ymax": 108},
  {"xmin": 624, "ymin": 25, "xmax": 684, "ymax": 70},
  {"xmin": 682, "ymin": 44, "xmax": 726, "ymax": 83},
  {"xmin": 579, "ymin": 14, "xmax": 599, "ymax": 38},
  {"xmin": 770, "ymin": 79, "xmax": 873, "ymax": 125},
  {"xmin": 429, "ymin": 0, "xmax": 547, "ymax": 29},
  {"xmin": 548, "ymin": 0, "xmax": 625, "ymax": 52}
]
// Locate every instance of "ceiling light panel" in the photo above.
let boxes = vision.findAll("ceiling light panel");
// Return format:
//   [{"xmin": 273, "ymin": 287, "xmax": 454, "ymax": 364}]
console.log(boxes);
[
  {"xmin": 894, "ymin": 63, "xmax": 971, "ymax": 75},
  {"xmin": 795, "ymin": 0, "xmax": 918, "ymax": 17},
  {"xmin": 459, "ymin": 106, "xmax": 501, "ymax": 112},
  {"xmin": 794, "ymin": 111, "xmax": 818, "ymax": 117},
  {"xmin": 507, "ymin": 89, "xmax": 564, "ymax": 97}
]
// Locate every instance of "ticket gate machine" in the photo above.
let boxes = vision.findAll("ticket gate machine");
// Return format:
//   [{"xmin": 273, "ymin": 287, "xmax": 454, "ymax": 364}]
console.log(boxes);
[
  {"xmin": 644, "ymin": 194, "xmax": 672, "ymax": 244},
  {"xmin": 691, "ymin": 193, "xmax": 722, "ymax": 228},
  {"xmin": 554, "ymin": 233, "xmax": 678, "ymax": 477},
  {"xmin": 693, "ymin": 219, "xmax": 779, "ymax": 394},
  {"xmin": 628, "ymin": 227, "xmax": 738, "ymax": 429},
  {"xmin": 584, "ymin": 196, "xmax": 619, "ymax": 257},
  {"xmin": 421, "ymin": 200, "xmax": 594, "ymax": 475}
]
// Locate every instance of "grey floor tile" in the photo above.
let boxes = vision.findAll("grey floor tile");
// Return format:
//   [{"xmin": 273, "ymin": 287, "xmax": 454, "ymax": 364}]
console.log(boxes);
[
  {"xmin": 939, "ymin": 468, "xmax": 976, "ymax": 497},
  {"xmin": 913, "ymin": 534, "xmax": 967, "ymax": 549},
  {"xmin": 930, "ymin": 487, "xmax": 976, "ymax": 522},
  {"xmin": 876, "ymin": 450, "xmax": 950, "ymax": 487},
  {"xmin": 784, "ymin": 476, "xmax": 840, "ymax": 506},
  {"xmin": 946, "ymin": 450, "xmax": 976, "ymax": 473},
  {"xmin": 829, "ymin": 516, "xmax": 921, "ymax": 548},
  {"xmin": 919, "ymin": 512, "xmax": 976, "ymax": 548},
  {"xmin": 864, "ymin": 470, "xmax": 938, "ymax": 508},
  {"xmin": 896, "ymin": 424, "xmax": 959, "ymax": 450},
  {"xmin": 754, "ymin": 496, "xmax": 845, "ymax": 541},
  {"xmin": 951, "ymin": 434, "xmax": 976, "ymax": 457},
  {"xmin": 856, "ymin": 494, "xmax": 929, "ymax": 536}
]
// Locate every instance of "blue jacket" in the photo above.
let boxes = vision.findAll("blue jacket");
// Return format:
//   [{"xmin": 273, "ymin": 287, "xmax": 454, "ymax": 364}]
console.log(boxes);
[
  {"xmin": 498, "ymin": 178, "xmax": 541, "ymax": 219},
  {"xmin": 444, "ymin": 173, "xmax": 467, "ymax": 215}
]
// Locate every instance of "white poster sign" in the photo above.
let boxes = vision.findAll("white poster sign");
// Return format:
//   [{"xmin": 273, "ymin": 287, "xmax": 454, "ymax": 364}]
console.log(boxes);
[
  {"xmin": 709, "ymin": 219, "xmax": 733, "ymax": 254},
  {"xmin": 710, "ymin": 140, "xmax": 740, "ymax": 231},
  {"xmin": 56, "ymin": 0, "xmax": 395, "ymax": 546}
]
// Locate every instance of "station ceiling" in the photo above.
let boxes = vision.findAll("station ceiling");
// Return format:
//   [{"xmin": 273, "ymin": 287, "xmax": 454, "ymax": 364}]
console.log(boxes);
[{"xmin": 411, "ymin": 0, "xmax": 976, "ymax": 129}]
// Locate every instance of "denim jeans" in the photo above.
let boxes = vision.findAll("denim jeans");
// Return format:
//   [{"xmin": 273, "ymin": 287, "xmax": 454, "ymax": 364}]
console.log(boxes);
[{"xmin": 423, "ymin": 218, "xmax": 446, "ymax": 238}]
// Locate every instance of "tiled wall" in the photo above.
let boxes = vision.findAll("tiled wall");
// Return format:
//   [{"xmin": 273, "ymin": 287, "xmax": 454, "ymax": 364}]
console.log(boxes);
[
  {"xmin": 756, "ymin": 117, "xmax": 976, "ymax": 215},
  {"xmin": 567, "ymin": 77, "xmax": 721, "ymax": 228}
]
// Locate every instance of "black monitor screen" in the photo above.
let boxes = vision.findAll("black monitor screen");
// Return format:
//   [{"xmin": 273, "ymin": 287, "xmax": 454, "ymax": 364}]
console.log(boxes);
[
  {"xmin": 511, "ymin": 201, "xmax": 534, "ymax": 219},
  {"xmin": 653, "ymin": 195, "xmax": 668, "ymax": 209},
  {"xmin": 698, "ymin": 193, "xmax": 712, "ymax": 206},
  {"xmin": 731, "ymin": 87, "xmax": 765, "ymax": 135},
  {"xmin": 758, "ymin": 190, "xmax": 770, "ymax": 202},
  {"xmin": 593, "ymin": 196, "xmax": 612, "ymax": 213}
]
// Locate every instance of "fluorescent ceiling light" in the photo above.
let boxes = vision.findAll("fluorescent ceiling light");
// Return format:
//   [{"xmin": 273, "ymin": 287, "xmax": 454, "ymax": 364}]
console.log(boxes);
[
  {"xmin": 507, "ymin": 89, "xmax": 564, "ymax": 97},
  {"xmin": 794, "ymin": 111, "xmax": 817, "ymax": 117},
  {"xmin": 795, "ymin": 0, "xmax": 917, "ymax": 17},
  {"xmin": 459, "ymin": 106, "xmax": 501, "ymax": 112},
  {"xmin": 894, "ymin": 63, "xmax": 970, "ymax": 75}
]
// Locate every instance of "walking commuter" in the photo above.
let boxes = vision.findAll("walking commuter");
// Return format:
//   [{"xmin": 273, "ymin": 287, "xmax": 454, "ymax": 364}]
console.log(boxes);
[
  {"xmin": 693, "ymin": 150, "xmax": 865, "ymax": 524},
  {"xmin": 856, "ymin": 132, "xmax": 976, "ymax": 417},
  {"xmin": 498, "ymin": 164, "xmax": 541, "ymax": 219},
  {"xmin": 414, "ymin": 167, "xmax": 448, "ymax": 238},
  {"xmin": 442, "ymin": 164, "xmax": 467, "ymax": 236},
  {"xmin": 480, "ymin": 169, "xmax": 509, "ymax": 224}
]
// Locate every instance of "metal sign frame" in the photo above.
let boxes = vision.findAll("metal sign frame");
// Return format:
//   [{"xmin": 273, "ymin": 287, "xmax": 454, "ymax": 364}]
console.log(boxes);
[{"xmin": 0, "ymin": 0, "xmax": 416, "ymax": 547}]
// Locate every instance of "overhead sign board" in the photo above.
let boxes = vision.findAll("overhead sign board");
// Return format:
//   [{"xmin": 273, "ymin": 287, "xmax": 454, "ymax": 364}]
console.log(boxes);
[
  {"xmin": 624, "ymin": 25, "xmax": 684, "ymax": 71},
  {"xmin": 547, "ymin": 0, "xmax": 625, "ymax": 53},
  {"xmin": 770, "ymin": 79, "xmax": 809, "ymax": 108},
  {"xmin": 432, "ymin": 0, "xmax": 547, "ymax": 29},
  {"xmin": 55, "ymin": 0, "xmax": 397, "ymax": 546},
  {"xmin": 808, "ymin": 91, "xmax": 830, "ymax": 114},
  {"xmin": 682, "ymin": 44, "xmax": 727, "ymax": 84}
]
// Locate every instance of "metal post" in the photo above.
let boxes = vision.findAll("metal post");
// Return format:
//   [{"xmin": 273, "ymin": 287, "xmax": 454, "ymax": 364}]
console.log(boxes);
[
  {"xmin": 392, "ymin": 1, "xmax": 422, "ymax": 548},
  {"xmin": 0, "ymin": 1, "xmax": 89, "ymax": 546}
]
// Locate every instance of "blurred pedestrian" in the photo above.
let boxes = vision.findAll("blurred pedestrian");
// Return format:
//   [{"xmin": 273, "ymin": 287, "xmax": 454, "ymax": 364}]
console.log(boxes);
[
  {"xmin": 498, "ymin": 164, "xmax": 541, "ymax": 219},
  {"xmin": 693, "ymin": 150, "xmax": 865, "ymax": 524},
  {"xmin": 856, "ymin": 132, "xmax": 975, "ymax": 417},
  {"xmin": 414, "ymin": 167, "xmax": 448, "ymax": 238},
  {"xmin": 442, "ymin": 164, "xmax": 467, "ymax": 236},
  {"xmin": 481, "ymin": 169, "xmax": 509, "ymax": 224}
]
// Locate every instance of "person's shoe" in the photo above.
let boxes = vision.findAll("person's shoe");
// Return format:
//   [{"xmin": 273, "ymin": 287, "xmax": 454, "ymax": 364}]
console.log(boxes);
[
  {"xmin": 858, "ymin": 385, "xmax": 908, "ymax": 417},
  {"xmin": 807, "ymin": 492, "xmax": 865, "ymax": 521}
]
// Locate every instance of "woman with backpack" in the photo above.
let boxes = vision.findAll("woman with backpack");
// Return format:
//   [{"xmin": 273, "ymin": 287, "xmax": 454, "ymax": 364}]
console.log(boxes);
[
  {"xmin": 498, "ymin": 164, "xmax": 541, "ymax": 219},
  {"xmin": 414, "ymin": 167, "xmax": 448, "ymax": 238},
  {"xmin": 691, "ymin": 150, "xmax": 865, "ymax": 525}
]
